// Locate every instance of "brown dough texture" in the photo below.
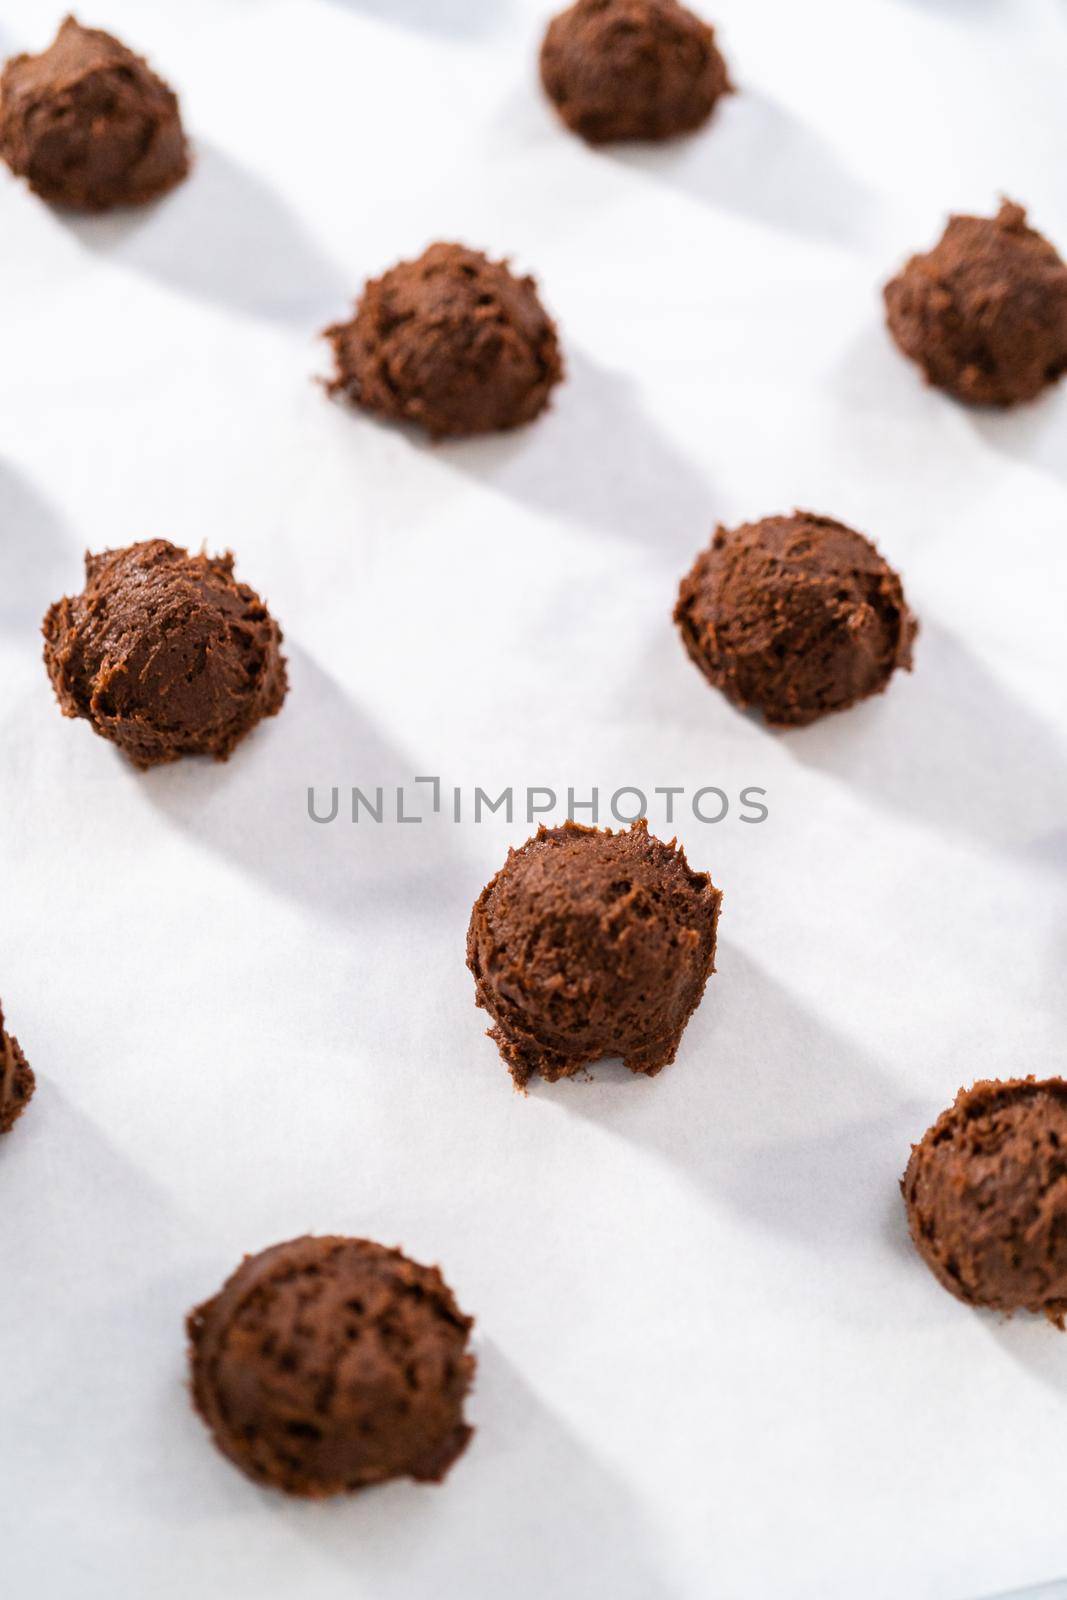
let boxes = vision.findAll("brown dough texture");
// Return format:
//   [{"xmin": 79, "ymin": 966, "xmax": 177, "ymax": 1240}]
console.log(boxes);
[
  {"xmin": 325, "ymin": 242, "xmax": 563, "ymax": 440},
  {"xmin": 0, "ymin": 15, "xmax": 189, "ymax": 211},
  {"xmin": 674, "ymin": 512, "xmax": 917, "ymax": 728},
  {"xmin": 42, "ymin": 540, "xmax": 287, "ymax": 770},
  {"xmin": 188, "ymin": 1236, "xmax": 475, "ymax": 1497},
  {"xmin": 467, "ymin": 819, "xmax": 722, "ymax": 1088},
  {"xmin": 540, "ymin": 0, "xmax": 731, "ymax": 144},
  {"xmin": 0, "ymin": 1000, "xmax": 34, "ymax": 1136},
  {"xmin": 903, "ymin": 1079, "xmax": 1067, "ymax": 1327},
  {"xmin": 884, "ymin": 200, "xmax": 1067, "ymax": 406}
]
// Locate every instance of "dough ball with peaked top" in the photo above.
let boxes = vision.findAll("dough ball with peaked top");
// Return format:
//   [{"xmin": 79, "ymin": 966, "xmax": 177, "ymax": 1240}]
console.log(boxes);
[
  {"xmin": 0, "ymin": 15, "xmax": 188, "ymax": 211},
  {"xmin": 884, "ymin": 200, "xmax": 1067, "ymax": 406}
]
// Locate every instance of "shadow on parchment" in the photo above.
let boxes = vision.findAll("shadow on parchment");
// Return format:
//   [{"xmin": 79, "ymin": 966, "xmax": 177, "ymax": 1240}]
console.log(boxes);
[
  {"xmin": 785, "ymin": 620, "xmax": 1067, "ymax": 853},
  {"xmin": 62, "ymin": 143, "xmax": 347, "ymax": 328},
  {"xmin": 391, "ymin": 348, "xmax": 715, "ymax": 556},
  {"xmin": 530, "ymin": 946, "xmax": 923, "ymax": 1290},
  {"xmin": 607, "ymin": 89, "xmax": 880, "ymax": 252},
  {"xmin": 271, "ymin": 1340, "xmax": 677, "ymax": 1600},
  {"xmin": 0, "ymin": 462, "xmax": 77, "ymax": 636},
  {"xmin": 140, "ymin": 645, "xmax": 468, "ymax": 926}
]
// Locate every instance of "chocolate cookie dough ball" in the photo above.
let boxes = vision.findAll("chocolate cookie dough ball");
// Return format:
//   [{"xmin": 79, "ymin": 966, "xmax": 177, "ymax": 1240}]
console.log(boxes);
[
  {"xmin": 675, "ymin": 513, "xmax": 917, "ymax": 728},
  {"xmin": 903, "ymin": 1079, "xmax": 1067, "ymax": 1326},
  {"xmin": 43, "ymin": 540, "xmax": 287, "ymax": 770},
  {"xmin": 540, "ymin": 0, "xmax": 731, "ymax": 145},
  {"xmin": 467, "ymin": 819, "xmax": 721, "ymax": 1088},
  {"xmin": 0, "ymin": 16, "xmax": 189, "ymax": 211},
  {"xmin": 884, "ymin": 201, "xmax": 1067, "ymax": 406},
  {"xmin": 188, "ymin": 1237, "xmax": 475, "ymax": 1496},
  {"xmin": 0, "ymin": 1001, "xmax": 34, "ymax": 1136},
  {"xmin": 325, "ymin": 243, "xmax": 563, "ymax": 440}
]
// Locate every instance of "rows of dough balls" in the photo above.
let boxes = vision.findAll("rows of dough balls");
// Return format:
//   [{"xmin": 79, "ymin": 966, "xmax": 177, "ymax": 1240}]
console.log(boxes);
[{"xmin": 2, "ymin": 1, "xmax": 1067, "ymax": 1500}]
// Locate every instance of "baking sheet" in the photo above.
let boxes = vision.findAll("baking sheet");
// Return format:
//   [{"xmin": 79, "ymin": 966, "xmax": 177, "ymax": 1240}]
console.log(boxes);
[{"xmin": 1, "ymin": 1, "xmax": 1066, "ymax": 1596}]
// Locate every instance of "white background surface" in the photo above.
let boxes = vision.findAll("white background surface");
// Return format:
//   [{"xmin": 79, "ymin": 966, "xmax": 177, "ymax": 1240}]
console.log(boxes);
[{"xmin": 1, "ymin": 2, "xmax": 1065, "ymax": 1597}]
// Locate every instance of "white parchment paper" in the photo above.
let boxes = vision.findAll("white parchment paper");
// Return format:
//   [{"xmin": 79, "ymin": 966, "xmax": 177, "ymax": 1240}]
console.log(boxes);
[{"xmin": 1, "ymin": 2, "xmax": 1065, "ymax": 1597}]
